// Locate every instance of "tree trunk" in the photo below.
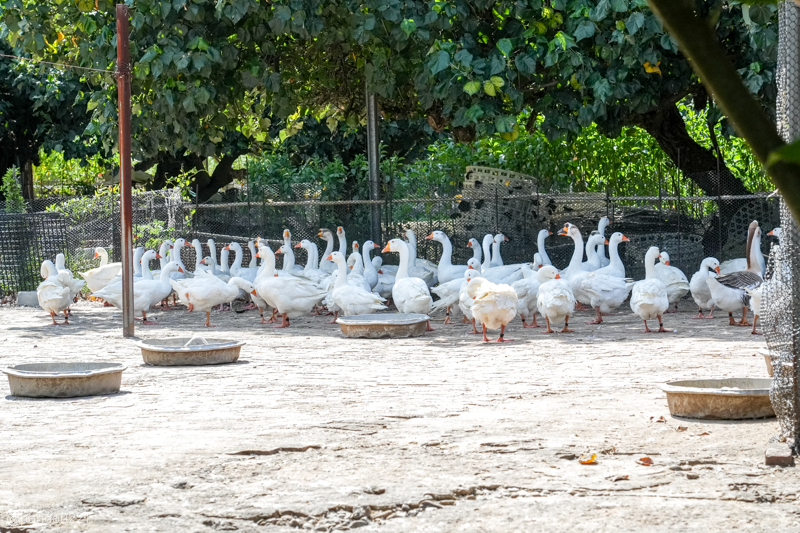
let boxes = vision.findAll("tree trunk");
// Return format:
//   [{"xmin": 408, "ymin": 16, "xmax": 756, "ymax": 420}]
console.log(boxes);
[
  {"xmin": 20, "ymin": 160, "xmax": 35, "ymax": 200},
  {"xmin": 139, "ymin": 152, "xmax": 244, "ymax": 203},
  {"xmin": 637, "ymin": 102, "xmax": 754, "ymax": 256}
]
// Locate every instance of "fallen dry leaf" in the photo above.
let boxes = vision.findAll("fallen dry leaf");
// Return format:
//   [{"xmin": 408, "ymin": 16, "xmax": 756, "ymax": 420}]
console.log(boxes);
[
  {"xmin": 698, "ymin": 432, "xmax": 710, "ymax": 436},
  {"xmin": 579, "ymin": 453, "xmax": 598, "ymax": 465},
  {"xmin": 636, "ymin": 457, "xmax": 654, "ymax": 466},
  {"xmin": 655, "ymin": 416, "xmax": 666, "ymax": 423},
  {"xmin": 609, "ymin": 475, "xmax": 629, "ymax": 482},
  {"xmin": 676, "ymin": 426, "xmax": 688, "ymax": 432}
]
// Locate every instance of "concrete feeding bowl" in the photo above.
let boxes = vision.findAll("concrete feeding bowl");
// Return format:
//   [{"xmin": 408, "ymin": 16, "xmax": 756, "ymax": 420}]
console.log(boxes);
[
  {"xmin": 137, "ymin": 338, "xmax": 244, "ymax": 366},
  {"xmin": 662, "ymin": 378, "xmax": 775, "ymax": 420},
  {"xmin": 761, "ymin": 348, "xmax": 774, "ymax": 377},
  {"xmin": 336, "ymin": 313, "xmax": 430, "ymax": 338},
  {"xmin": 3, "ymin": 363, "xmax": 126, "ymax": 398}
]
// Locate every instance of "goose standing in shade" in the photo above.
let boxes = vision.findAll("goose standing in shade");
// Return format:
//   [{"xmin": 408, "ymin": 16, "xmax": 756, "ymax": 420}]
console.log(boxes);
[
  {"xmin": 655, "ymin": 252, "xmax": 690, "ymax": 312},
  {"xmin": 93, "ymin": 262, "xmax": 183, "ymax": 324},
  {"xmin": 581, "ymin": 233, "xmax": 604, "ymax": 272},
  {"xmin": 54, "ymin": 254, "xmax": 86, "ymax": 300},
  {"xmin": 432, "ymin": 258, "xmax": 480, "ymax": 324},
  {"xmin": 192, "ymin": 239, "xmax": 209, "ymax": 273},
  {"xmin": 593, "ymin": 232, "xmax": 629, "ymax": 278},
  {"xmin": 80, "ymin": 247, "xmax": 122, "ymax": 292},
  {"xmin": 512, "ymin": 265, "xmax": 541, "ymax": 327},
  {"xmin": 689, "ymin": 257, "xmax": 720, "ymax": 319},
  {"xmin": 371, "ymin": 257, "xmax": 396, "ymax": 300},
  {"xmin": 326, "ymin": 251, "xmax": 386, "ymax": 320},
  {"xmin": 171, "ymin": 273, "xmax": 255, "ymax": 327},
  {"xmin": 467, "ymin": 276, "xmax": 518, "ymax": 342},
  {"xmin": 318, "ymin": 228, "xmax": 337, "ymax": 272},
  {"xmin": 247, "ymin": 240, "xmax": 259, "ymax": 268},
  {"xmin": 426, "ymin": 230, "xmax": 468, "ymax": 284},
  {"xmin": 596, "ymin": 216, "xmax": 611, "ymax": 267},
  {"xmin": 720, "ymin": 221, "xmax": 766, "ymax": 277},
  {"xmin": 37, "ymin": 267, "xmax": 74, "ymax": 325},
  {"xmin": 168, "ymin": 238, "xmax": 190, "ymax": 278},
  {"xmin": 490, "ymin": 234, "xmax": 508, "ymax": 267},
  {"xmin": 578, "ymin": 267, "xmax": 635, "ymax": 324},
  {"xmin": 225, "ymin": 242, "xmax": 259, "ymax": 282},
  {"xmin": 467, "ymin": 237, "xmax": 482, "ymax": 264},
  {"xmin": 746, "ymin": 286, "xmax": 763, "ymax": 335},
  {"xmin": 706, "ymin": 221, "xmax": 763, "ymax": 326},
  {"xmin": 536, "ymin": 229, "xmax": 553, "ymax": 266},
  {"xmin": 361, "ymin": 240, "xmax": 381, "ymax": 290},
  {"xmin": 630, "ymin": 247, "xmax": 669, "ymax": 333},
  {"xmin": 382, "ymin": 238, "xmax": 434, "ymax": 331},
  {"xmin": 253, "ymin": 245, "xmax": 327, "ymax": 328},
  {"xmin": 536, "ymin": 265, "xmax": 576, "ymax": 333},
  {"xmin": 295, "ymin": 239, "xmax": 330, "ymax": 285}
]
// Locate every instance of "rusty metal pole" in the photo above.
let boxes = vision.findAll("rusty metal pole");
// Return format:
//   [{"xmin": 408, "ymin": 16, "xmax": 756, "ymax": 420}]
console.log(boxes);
[
  {"xmin": 116, "ymin": 4, "xmax": 134, "ymax": 337},
  {"xmin": 365, "ymin": 86, "xmax": 382, "ymax": 246}
]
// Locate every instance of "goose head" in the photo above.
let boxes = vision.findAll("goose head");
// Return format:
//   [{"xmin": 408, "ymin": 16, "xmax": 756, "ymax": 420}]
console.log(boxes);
[
  {"xmin": 466, "ymin": 276, "xmax": 488, "ymax": 299},
  {"xmin": 608, "ymin": 232, "xmax": 629, "ymax": 245},
  {"xmin": 283, "ymin": 229, "xmax": 292, "ymax": 242},
  {"xmin": 381, "ymin": 239, "xmax": 405, "ymax": 253},
  {"xmin": 173, "ymin": 238, "xmax": 188, "ymax": 248},
  {"xmin": 318, "ymin": 228, "xmax": 334, "ymax": 241},
  {"xmin": 199, "ymin": 256, "xmax": 212, "ymax": 266},
  {"xmin": 538, "ymin": 229, "xmax": 552, "ymax": 240},
  {"xmin": 326, "ymin": 251, "xmax": 346, "ymax": 265},
  {"xmin": 586, "ymin": 233, "xmax": 604, "ymax": 249},
  {"xmin": 557, "ymin": 223, "xmax": 580, "ymax": 239},
  {"xmin": 464, "ymin": 268, "xmax": 479, "ymax": 281},
  {"xmin": 494, "ymin": 233, "xmax": 509, "ymax": 243},
  {"xmin": 467, "ymin": 258, "xmax": 481, "ymax": 270},
  {"xmin": 467, "ymin": 237, "xmax": 480, "ymax": 248},
  {"xmin": 426, "ymin": 230, "xmax": 449, "ymax": 244},
  {"xmin": 659, "ymin": 251, "xmax": 671, "ymax": 266},
  {"xmin": 336, "ymin": 226, "xmax": 345, "ymax": 238},
  {"xmin": 702, "ymin": 257, "xmax": 721, "ymax": 273},
  {"xmin": 644, "ymin": 246, "xmax": 661, "ymax": 266},
  {"xmin": 536, "ymin": 265, "xmax": 560, "ymax": 283},
  {"xmin": 768, "ymin": 227, "xmax": 782, "ymax": 239}
]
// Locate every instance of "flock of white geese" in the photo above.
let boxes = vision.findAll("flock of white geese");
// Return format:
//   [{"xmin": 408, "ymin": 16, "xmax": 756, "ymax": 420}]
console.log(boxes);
[{"xmin": 35, "ymin": 217, "xmax": 778, "ymax": 341}]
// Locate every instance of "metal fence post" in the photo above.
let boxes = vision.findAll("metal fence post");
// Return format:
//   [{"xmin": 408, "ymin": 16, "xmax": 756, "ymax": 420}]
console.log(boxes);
[{"xmin": 366, "ymin": 87, "xmax": 382, "ymax": 246}]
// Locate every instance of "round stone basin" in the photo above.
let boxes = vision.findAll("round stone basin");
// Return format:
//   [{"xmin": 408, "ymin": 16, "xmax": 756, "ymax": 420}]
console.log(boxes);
[
  {"xmin": 137, "ymin": 337, "xmax": 244, "ymax": 366},
  {"xmin": 3, "ymin": 363, "xmax": 126, "ymax": 398},
  {"xmin": 336, "ymin": 313, "xmax": 430, "ymax": 338},
  {"xmin": 661, "ymin": 378, "xmax": 774, "ymax": 420}
]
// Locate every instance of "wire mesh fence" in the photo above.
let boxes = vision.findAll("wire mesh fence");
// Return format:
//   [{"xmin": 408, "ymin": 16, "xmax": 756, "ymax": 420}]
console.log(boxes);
[{"xmin": 0, "ymin": 166, "xmax": 781, "ymax": 295}]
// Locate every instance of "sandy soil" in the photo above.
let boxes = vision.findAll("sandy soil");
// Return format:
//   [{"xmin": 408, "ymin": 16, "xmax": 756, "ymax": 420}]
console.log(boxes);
[{"xmin": 0, "ymin": 299, "xmax": 796, "ymax": 532}]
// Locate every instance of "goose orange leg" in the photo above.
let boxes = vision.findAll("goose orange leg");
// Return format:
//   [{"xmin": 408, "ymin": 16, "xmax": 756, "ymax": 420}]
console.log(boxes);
[
  {"xmin": 469, "ymin": 318, "xmax": 480, "ymax": 334},
  {"xmin": 543, "ymin": 317, "xmax": 555, "ymax": 334},
  {"xmin": 141, "ymin": 311, "xmax": 158, "ymax": 325},
  {"xmin": 586, "ymin": 306, "xmax": 603, "ymax": 325},
  {"xmin": 426, "ymin": 320, "xmax": 434, "ymax": 332},
  {"xmin": 642, "ymin": 319, "xmax": 652, "ymax": 333},
  {"xmin": 274, "ymin": 313, "xmax": 291, "ymax": 328},
  {"xmin": 656, "ymin": 315, "xmax": 667, "ymax": 332},
  {"xmin": 496, "ymin": 324, "xmax": 511, "ymax": 342},
  {"xmin": 205, "ymin": 311, "xmax": 217, "ymax": 327},
  {"xmin": 737, "ymin": 307, "xmax": 751, "ymax": 327},
  {"xmin": 691, "ymin": 308, "xmax": 705, "ymax": 319},
  {"xmin": 267, "ymin": 308, "xmax": 278, "ymax": 323},
  {"xmin": 482, "ymin": 323, "xmax": 490, "ymax": 342},
  {"xmin": 560, "ymin": 316, "xmax": 573, "ymax": 333},
  {"xmin": 752, "ymin": 314, "xmax": 761, "ymax": 335},
  {"xmin": 443, "ymin": 307, "xmax": 453, "ymax": 325},
  {"xmin": 706, "ymin": 305, "xmax": 715, "ymax": 319}
]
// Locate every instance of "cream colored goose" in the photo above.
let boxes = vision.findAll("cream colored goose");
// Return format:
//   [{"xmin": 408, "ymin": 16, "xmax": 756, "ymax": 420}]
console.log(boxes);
[
  {"xmin": 536, "ymin": 265, "xmax": 576, "ymax": 333},
  {"xmin": 630, "ymin": 247, "xmax": 669, "ymax": 333},
  {"xmin": 467, "ymin": 276, "xmax": 518, "ymax": 342},
  {"xmin": 53, "ymin": 254, "xmax": 86, "ymax": 299},
  {"xmin": 326, "ymin": 251, "xmax": 386, "ymax": 320},
  {"xmin": 382, "ymin": 238, "xmax": 434, "ymax": 331},
  {"xmin": 706, "ymin": 221, "xmax": 763, "ymax": 326},
  {"xmin": 318, "ymin": 228, "xmax": 337, "ymax": 272},
  {"xmin": 593, "ymin": 232, "xmax": 629, "ymax": 278},
  {"xmin": 432, "ymin": 258, "xmax": 480, "ymax": 324},
  {"xmin": 37, "ymin": 267, "xmax": 74, "ymax": 325},
  {"xmin": 512, "ymin": 265, "xmax": 541, "ymax": 328},
  {"xmin": 80, "ymin": 247, "xmax": 122, "ymax": 292},
  {"xmin": 253, "ymin": 245, "xmax": 327, "ymax": 328},
  {"xmin": 458, "ymin": 268, "xmax": 483, "ymax": 333},
  {"xmin": 171, "ymin": 272, "xmax": 254, "ymax": 327},
  {"xmin": 93, "ymin": 262, "xmax": 183, "ymax": 324},
  {"xmin": 426, "ymin": 230, "xmax": 468, "ymax": 284},
  {"xmin": 595, "ymin": 216, "xmax": 611, "ymax": 267},
  {"xmin": 689, "ymin": 257, "xmax": 720, "ymax": 319},
  {"xmin": 720, "ymin": 221, "xmax": 766, "ymax": 277},
  {"xmin": 578, "ymin": 269, "xmax": 634, "ymax": 325},
  {"xmin": 537, "ymin": 229, "xmax": 553, "ymax": 266},
  {"xmin": 654, "ymin": 252, "xmax": 690, "ymax": 312}
]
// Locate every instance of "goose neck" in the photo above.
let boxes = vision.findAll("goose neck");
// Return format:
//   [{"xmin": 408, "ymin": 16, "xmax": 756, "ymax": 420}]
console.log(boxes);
[
  {"xmin": 334, "ymin": 260, "xmax": 349, "ymax": 288},
  {"xmin": 438, "ymin": 236, "xmax": 453, "ymax": 267},
  {"xmin": 306, "ymin": 244, "xmax": 320, "ymax": 271},
  {"xmin": 568, "ymin": 232, "xmax": 584, "ymax": 269},
  {"xmin": 537, "ymin": 232, "xmax": 552, "ymax": 265},
  {"xmin": 608, "ymin": 239, "xmax": 623, "ymax": 268},
  {"xmin": 396, "ymin": 245, "xmax": 411, "ymax": 280}
]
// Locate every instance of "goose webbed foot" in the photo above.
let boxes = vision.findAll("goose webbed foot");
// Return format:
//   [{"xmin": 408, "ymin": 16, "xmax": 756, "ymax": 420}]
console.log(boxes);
[
  {"xmin": 737, "ymin": 307, "xmax": 751, "ymax": 327},
  {"xmin": 462, "ymin": 315, "xmax": 470, "ymax": 324},
  {"xmin": 560, "ymin": 318, "xmax": 573, "ymax": 333},
  {"xmin": 205, "ymin": 311, "xmax": 217, "ymax": 327},
  {"xmin": 426, "ymin": 320, "xmax": 434, "ymax": 332},
  {"xmin": 643, "ymin": 319, "xmax": 652, "ymax": 333},
  {"xmin": 657, "ymin": 316, "xmax": 667, "ymax": 332},
  {"xmin": 468, "ymin": 318, "xmax": 480, "ymax": 334},
  {"xmin": 586, "ymin": 307, "xmax": 603, "ymax": 325},
  {"xmin": 326, "ymin": 311, "xmax": 339, "ymax": 324},
  {"xmin": 443, "ymin": 309, "xmax": 453, "ymax": 325},
  {"xmin": 496, "ymin": 325, "xmax": 512, "ymax": 342},
  {"xmin": 273, "ymin": 313, "xmax": 291, "ymax": 328},
  {"xmin": 691, "ymin": 308, "xmax": 705, "ymax": 319},
  {"xmin": 751, "ymin": 315, "xmax": 761, "ymax": 335}
]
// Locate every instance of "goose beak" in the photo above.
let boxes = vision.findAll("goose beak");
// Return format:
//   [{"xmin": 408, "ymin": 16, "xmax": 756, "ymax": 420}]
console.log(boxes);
[
  {"xmin": 555, "ymin": 273, "xmax": 561, "ymax": 279},
  {"xmin": 223, "ymin": 245, "xmax": 230, "ymax": 250},
  {"xmin": 768, "ymin": 230, "xmax": 774, "ymax": 236},
  {"xmin": 294, "ymin": 243, "xmax": 302, "ymax": 248},
  {"xmin": 467, "ymin": 241, "xmax": 472, "ymax": 247},
  {"xmin": 325, "ymin": 255, "xmax": 333, "ymax": 261},
  {"xmin": 547, "ymin": 230, "xmax": 553, "ymax": 236},
  {"xmin": 374, "ymin": 243, "xmax": 380, "ymax": 249},
  {"xmin": 468, "ymin": 265, "xmax": 474, "ymax": 269},
  {"xmin": 538, "ymin": 264, "xmax": 543, "ymax": 268},
  {"xmin": 621, "ymin": 235, "xmax": 630, "ymax": 242},
  {"xmin": 170, "ymin": 245, "xmax": 174, "ymax": 249},
  {"xmin": 425, "ymin": 233, "xmax": 434, "ymax": 240},
  {"xmin": 665, "ymin": 261, "xmax": 670, "ymax": 266},
  {"xmin": 284, "ymin": 230, "xmax": 290, "ymax": 237},
  {"xmin": 156, "ymin": 253, "xmax": 162, "ymax": 259},
  {"xmin": 94, "ymin": 252, "xmax": 99, "ymax": 258},
  {"xmin": 378, "ymin": 269, "xmax": 383, "ymax": 274},
  {"xmin": 349, "ymin": 266, "xmax": 353, "ymax": 270},
  {"xmin": 199, "ymin": 258, "xmax": 205, "ymax": 264},
  {"xmin": 504, "ymin": 236, "xmax": 509, "ymax": 242},
  {"xmin": 275, "ymin": 249, "xmax": 283, "ymax": 255},
  {"xmin": 317, "ymin": 231, "xmax": 323, "ymax": 238},
  {"xmin": 381, "ymin": 245, "xmax": 391, "ymax": 253},
  {"xmin": 178, "ymin": 266, "xmax": 184, "ymax": 273},
  {"xmin": 715, "ymin": 266, "xmax": 721, "ymax": 273},
  {"xmin": 557, "ymin": 225, "xmax": 569, "ymax": 236},
  {"xmin": 251, "ymin": 289, "xmax": 257, "ymax": 296},
  {"xmin": 337, "ymin": 226, "xmax": 343, "ymax": 233}
]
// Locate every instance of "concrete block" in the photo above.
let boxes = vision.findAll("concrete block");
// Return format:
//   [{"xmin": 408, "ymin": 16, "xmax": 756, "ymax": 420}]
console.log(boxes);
[
  {"xmin": 16, "ymin": 291, "xmax": 39, "ymax": 307},
  {"xmin": 765, "ymin": 444, "xmax": 795, "ymax": 467}
]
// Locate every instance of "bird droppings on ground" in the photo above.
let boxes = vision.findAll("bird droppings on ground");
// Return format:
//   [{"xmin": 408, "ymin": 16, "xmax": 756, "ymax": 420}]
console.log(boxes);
[{"xmin": 0, "ymin": 299, "xmax": 795, "ymax": 531}]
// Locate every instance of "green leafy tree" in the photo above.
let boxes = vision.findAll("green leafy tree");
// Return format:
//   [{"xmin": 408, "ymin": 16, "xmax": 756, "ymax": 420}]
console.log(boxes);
[{"xmin": 1, "ymin": 166, "xmax": 26, "ymax": 213}]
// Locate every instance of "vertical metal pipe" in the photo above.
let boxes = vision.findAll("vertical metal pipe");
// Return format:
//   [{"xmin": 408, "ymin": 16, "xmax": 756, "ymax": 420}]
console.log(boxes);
[
  {"xmin": 116, "ymin": 4, "xmax": 134, "ymax": 337},
  {"xmin": 365, "ymin": 87, "xmax": 382, "ymax": 245}
]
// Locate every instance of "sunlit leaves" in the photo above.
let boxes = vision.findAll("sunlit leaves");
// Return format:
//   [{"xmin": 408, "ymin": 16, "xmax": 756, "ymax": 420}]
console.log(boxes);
[{"xmin": 463, "ymin": 80, "xmax": 481, "ymax": 95}]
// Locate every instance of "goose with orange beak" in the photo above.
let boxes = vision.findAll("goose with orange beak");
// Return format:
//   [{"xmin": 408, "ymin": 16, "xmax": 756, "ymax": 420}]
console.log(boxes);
[
  {"xmin": 654, "ymin": 251, "xmax": 690, "ymax": 313},
  {"xmin": 79, "ymin": 246, "xmax": 122, "ymax": 293},
  {"xmin": 318, "ymin": 228, "xmax": 337, "ymax": 273},
  {"xmin": 432, "ymin": 258, "xmax": 480, "ymax": 324},
  {"xmin": 630, "ymin": 247, "xmax": 669, "ymax": 333},
  {"xmin": 170, "ymin": 272, "xmax": 256, "ymax": 327},
  {"xmin": 466, "ymin": 274, "xmax": 518, "ymax": 342},
  {"xmin": 382, "ymin": 238, "xmax": 434, "ymax": 331},
  {"xmin": 92, "ymin": 261, "xmax": 184, "ymax": 325},
  {"xmin": 689, "ymin": 257, "xmax": 720, "ymax": 319},
  {"xmin": 426, "ymin": 230, "xmax": 469, "ymax": 284},
  {"xmin": 536, "ymin": 265, "xmax": 576, "ymax": 333},
  {"xmin": 325, "ymin": 251, "xmax": 386, "ymax": 321}
]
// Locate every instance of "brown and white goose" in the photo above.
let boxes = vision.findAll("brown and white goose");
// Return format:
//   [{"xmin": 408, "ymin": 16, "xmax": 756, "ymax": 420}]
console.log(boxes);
[{"xmin": 706, "ymin": 221, "xmax": 763, "ymax": 326}]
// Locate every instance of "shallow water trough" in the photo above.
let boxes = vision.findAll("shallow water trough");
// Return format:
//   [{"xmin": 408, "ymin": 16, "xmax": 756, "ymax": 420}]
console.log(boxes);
[
  {"xmin": 336, "ymin": 313, "xmax": 430, "ymax": 338},
  {"xmin": 137, "ymin": 337, "xmax": 244, "ymax": 366},
  {"xmin": 3, "ymin": 362, "xmax": 126, "ymax": 398},
  {"xmin": 662, "ymin": 378, "xmax": 775, "ymax": 420}
]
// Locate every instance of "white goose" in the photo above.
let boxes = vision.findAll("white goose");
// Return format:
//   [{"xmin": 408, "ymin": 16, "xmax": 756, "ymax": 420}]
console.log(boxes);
[
  {"xmin": 706, "ymin": 221, "xmax": 763, "ymax": 326},
  {"xmin": 171, "ymin": 273, "xmax": 254, "ymax": 327},
  {"xmin": 382, "ymin": 238, "xmax": 433, "ymax": 331},
  {"xmin": 37, "ymin": 267, "xmax": 74, "ymax": 325},
  {"xmin": 426, "ymin": 230, "xmax": 468, "ymax": 284},
  {"xmin": 467, "ymin": 276, "xmax": 518, "ymax": 342},
  {"xmin": 490, "ymin": 234, "xmax": 508, "ymax": 267},
  {"xmin": 93, "ymin": 262, "xmax": 183, "ymax": 324},
  {"xmin": 361, "ymin": 240, "xmax": 381, "ymax": 290},
  {"xmin": 318, "ymin": 228, "xmax": 337, "ymax": 272},
  {"xmin": 476, "ymin": 234, "xmax": 525, "ymax": 284},
  {"xmin": 207, "ymin": 239, "xmax": 223, "ymax": 275},
  {"xmin": 253, "ymin": 245, "xmax": 327, "ymax": 328},
  {"xmin": 596, "ymin": 216, "xmax": 611, "ymax": 267},
  {"xmin": 327, "ymin": 251, "xmax": 386, "ymax": 320},
  {"xmin": 557, "ymin": 225, "xmax": 602, "ymax": 306},
  {"xmin": 512, "ymin": 265, "xmax": 541, "ymax": 328},
  {"xmin": 630, "ymin": 246, "xmax": 669, "ymax": 333},
  {"xmin": 577, "ymin": 268, "xmax": 634, "ymax": 325},
  {"xmin": 655, "ymin": 251, "xmax": 690, "ymax": 313},
  {"xmin": 458, "ymin": 268, "xmax": 483, "ymax": 333},
  {"xmin": 280, "ymin": 230, "xmax": 304, "ymax": 272},
  {"xmin": 371, "ymin": 257, "xmax": 396, "ymax": 300},
  {"xmin": 225, "ymin": 242, "xmax": 259, "ymax": 282},
  {"xmin": 247, "ymin": 240, "xmax": 259, "ymax": 268},
  {"xmin": 580, "ymin": 233, "xmax": 604, "ymax": 272},
  {"xmin": 536, "ymin": 265, "xmax": 576, "ymax": 333},
  {"xmin": 404, "ymin": 229, "xmax": 437, "ymax": 287},
  {"xmin": 131, "ymin": 246, "xmax": 145, "ymax": 279},
  {"xmin": 53, "ymin": 254, "xmax": 85, "ymax": 299},
  {"xmin": 593, "ymin": 232, "xmax": 629, "ymax": 278},
  {"xmin": 720, "ymin": 221, "xmax": 766, "ymax": 277},
  {"xmin": 432, "ymin": 258, "xmax": 480, "ymax": 324},
  {"xmin": 467, "ymin": 237, "xmax": 482, "ymax": 264},
  {"xmin": 536, "ymin": 229, "xmax": 553, "ymax": 266},
  {"xmin": 191, "ymin": 239, "xmax": 209, "ymax": 273},
  {"xmin": 746, "ymin": 285, "xmax": 763, "ymax": 335},
  {"xmin": 294, "ymin": 239, "xmax": 330, "ymax": 285},
  {"xmin": 689, "ymin": 257, "xmax": 720, "ymax": 319},
  {"xmin": 168, "ymin": 238, "xmax": 190, "ymax": 279},
  {"xmin": 80, "ymin": 247, "xmax": 122, "ymax": 292}
]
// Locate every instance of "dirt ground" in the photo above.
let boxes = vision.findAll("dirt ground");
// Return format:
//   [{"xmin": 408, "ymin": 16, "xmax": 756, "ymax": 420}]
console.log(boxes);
[{"xmin": 0, "ymin": 298, "xmax": 796, "ymax": 532}]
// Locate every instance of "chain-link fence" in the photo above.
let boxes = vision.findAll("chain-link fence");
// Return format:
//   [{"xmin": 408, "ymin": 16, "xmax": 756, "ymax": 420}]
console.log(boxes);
[
  {"xmin": 0, "ymin": 166, "xmax": 781, "ymax": 294},
  {"xmin": 763, "ymin": 0, "xmax": 800, "ymax": 453}
]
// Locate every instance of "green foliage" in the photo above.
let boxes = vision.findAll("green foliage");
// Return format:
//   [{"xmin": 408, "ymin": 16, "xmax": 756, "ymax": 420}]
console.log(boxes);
[
  {"xmin": 1, "ymin": 166, "xmax": 26, "ymax": 213},
  {"xmin": 46, "ymin": 184, "xmax": 119, "ymax": 219},
  {"xmin": 34, "ymin": 149, "xmax": 107, "ymax": 197},
  {"xmin": 133, "ymin": 219, "xmax": 179, "ymax": 250}
]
